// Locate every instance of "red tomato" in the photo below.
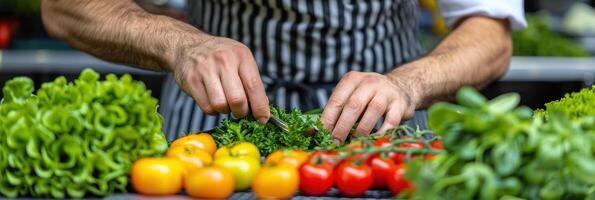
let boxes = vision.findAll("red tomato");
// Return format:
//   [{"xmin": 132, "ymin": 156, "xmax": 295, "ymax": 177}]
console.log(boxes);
[
  {"xmin": 387, "ymin": 164, "xmax": 414, "ymax": 195},
  {"xmin": 431, "ymin": 140, "xmax": 444, "ymax": 149},
  {"xmin": 424, "ymin": 140, "xmax": 444, "ymax": 160},
  {"xmin": 393, "ymin": 137, "xmax": 424, "ymax": 163},
  {"xmin": 308, "ymin": 150, "xmax": 340, "ymax": 166},
  {"xmin": 372, "ymin": 137, "xmax": 392, "ymax": 148},
  {"xmin": 368, "ymin": 156, "xmax": 397, "ymax": 189},
  {"xmin": 334, "ymin": 162, "xmax": 373, "ymax": 197},
  {"xmin": 299, "ymin": 161, "xmax": 334, "ymax": 196},
  {"xmin": 371, "ymin": 137, "xmax": 395, "ymax": 159},
  {"xmin": 0, "ymin": 21, "xmax": 12, "ymax": 49}
]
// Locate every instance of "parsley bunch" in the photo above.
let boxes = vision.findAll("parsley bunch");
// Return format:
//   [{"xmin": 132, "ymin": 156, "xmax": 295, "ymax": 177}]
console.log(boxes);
[{"xmin": 211, "ymin": 107, "xmax": 334, "ymax": 156}]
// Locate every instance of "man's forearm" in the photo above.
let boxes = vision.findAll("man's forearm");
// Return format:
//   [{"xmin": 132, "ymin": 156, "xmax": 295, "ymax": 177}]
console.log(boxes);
[
  {"xmin": 41, "ymin": 0, "xmax": 210, "ymax": 71},
  {"xmin": 388, "ymin": 16, "xmax": 513, "ymax": 108}
]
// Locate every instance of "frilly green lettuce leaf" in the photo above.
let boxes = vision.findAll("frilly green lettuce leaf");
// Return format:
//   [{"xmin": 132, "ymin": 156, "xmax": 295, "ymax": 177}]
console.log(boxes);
[{"xmin": 0, "ymin": 68, "xmax": 167, "ymax": 198}]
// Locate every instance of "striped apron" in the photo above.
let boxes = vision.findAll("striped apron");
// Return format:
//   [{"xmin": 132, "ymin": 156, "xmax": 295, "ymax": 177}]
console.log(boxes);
[{"xmin": 160, "ymin": 0, "xmax": 427, "ymax": 141}]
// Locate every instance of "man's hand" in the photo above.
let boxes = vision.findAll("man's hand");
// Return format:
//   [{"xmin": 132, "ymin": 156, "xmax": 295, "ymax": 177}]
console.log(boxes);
[
  {"xmin": 41, "ymin": 0, "xmax": 270, "ymax": 123},
  {"xmin": 321, "ymin": 71, "xmax": 418, "ymax": 144},
  {"xmin": 321, "ymin": 16, "xmax": 512, "ymax": 144},
  {"xmin": 173, "ymin": 36, "xmax": 270, "ymax": 123}
]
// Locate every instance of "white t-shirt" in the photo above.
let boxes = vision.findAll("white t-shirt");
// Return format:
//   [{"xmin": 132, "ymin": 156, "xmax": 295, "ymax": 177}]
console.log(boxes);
[{"xmin": 439, "ymin": 0, "xmax": 527, "ymax": 30}]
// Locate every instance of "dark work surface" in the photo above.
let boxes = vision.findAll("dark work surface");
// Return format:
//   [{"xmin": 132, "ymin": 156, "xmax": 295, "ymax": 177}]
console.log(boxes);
[
  {"xmin": 104, "ymin": 188, "xmax": 395, "ymax": 200},
  {"xmin": 481, "ymin": 81, "xmax": 588, "ymax": 109},
  {"xmin": 0, "ymin": 189, "xmax": 395, "ymax": 200}
]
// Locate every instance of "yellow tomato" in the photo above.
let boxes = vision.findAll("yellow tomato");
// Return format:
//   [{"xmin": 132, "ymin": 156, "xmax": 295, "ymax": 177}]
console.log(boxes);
[
  {"xmin": 170, "ymin": 133, "xmax": 217, "ymax": 155},
  {"xmin": 130, "ymin": 158, "xmax": 185, "ymax": 196},
  {"xmin": 213, "ymin": 156, "xmax": 261, "ymax": 191},
  {"xmin": 166, "ymin": 145, "xmax": 212, "ymax": 172},
  {"xmin": 252, "ymin": 163, "xmax": 299, "ymax": 199},
  {"xmin": 264, "ymin": 149, "xmax": 309, "ymax": 168},
  {"xmin": 214, "ymin": 142, "xmax": 260, "ymax": 159},
  {"xmin": 185, "ymin": 166, "xmax": 235, "ymax": 199}
]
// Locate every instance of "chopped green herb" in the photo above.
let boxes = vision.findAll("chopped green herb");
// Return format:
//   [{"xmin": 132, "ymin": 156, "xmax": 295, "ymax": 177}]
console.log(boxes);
[{"xmin": 211, "ymin": 107, "xmax": 334, "ymax": 156}]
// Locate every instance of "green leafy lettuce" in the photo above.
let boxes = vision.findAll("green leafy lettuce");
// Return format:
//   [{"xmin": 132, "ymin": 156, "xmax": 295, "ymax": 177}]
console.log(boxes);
[
  {"xmin": 0, "ymin": 69, "xmax": 167, "ymax": 198},
  {"xmin": 535, "ymin": 86, "xmax": 595, "ymax": 120},
  {"xmin": 212, "ymin": 107, "xmax": 334, "ymax": 156}
]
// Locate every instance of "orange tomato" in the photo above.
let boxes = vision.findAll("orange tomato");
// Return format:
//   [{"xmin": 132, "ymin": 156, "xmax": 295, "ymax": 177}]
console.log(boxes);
[
  {"xmin": 264, "ymin": 149, "xmax": 309, "ymax": 168},
  {"xmin": 252, "ymin": 163, "xmax": 299, "ymax": 199},
  {"xmin": 185, "ymin": 166, "xmax": 235, "ymax": 199},
  {"xmin": 166, "ymin": 145, "xmax": 213, "ymax": 172},
  {"xmin": 170, "ymin": 133, "xmax": 217, "ymax": 155},
  {"xmin": 130, "ymin": 158, "xmax": 185, "ymax": 195}
]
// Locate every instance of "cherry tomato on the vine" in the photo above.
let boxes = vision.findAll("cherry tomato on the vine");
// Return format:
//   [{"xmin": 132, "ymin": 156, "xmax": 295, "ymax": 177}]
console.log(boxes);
[
  {"xmin": 299, "ymin": 161, "xmax": 334, "ymax": 196},
  {"xmin": 334, "ymin": 162, "xmax": 373, "ymax": 197},
  {"xmin": 424, "ymin": 140, "xmax": 444, "ymax": 160},
  {"xmin": 387, "ymin": 164, "xmax": 415, "ymax": 196},
  {"xmin": 367, "ymin": 156, "xmax": 397, "ymax": 189},
  {"xmin": 309, "ymin": 150, "xmax": 340, "ymax": 166},
  {"xmin": 431, "ymin": 140, "xmax": 444, "ymax": 149},
  {"xmin": 392, "ymin": 137, "xmax": 424, "ymax": 163},
  {"xmin": 372, "ymin": 137, "xmax": 396, "ymax": 158}
]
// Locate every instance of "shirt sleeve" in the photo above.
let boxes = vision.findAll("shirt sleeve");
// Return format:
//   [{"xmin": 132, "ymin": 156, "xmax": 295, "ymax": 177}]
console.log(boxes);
[{"xmin": 437, "ymin": 0, "xmax": 527, "ymax": 30}]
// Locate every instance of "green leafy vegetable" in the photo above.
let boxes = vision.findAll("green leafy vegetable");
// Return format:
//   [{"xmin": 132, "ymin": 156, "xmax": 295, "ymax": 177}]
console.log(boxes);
[
  {"xmin": 407, "ymin": 87, "xmax": 595, "ymax": 200},
  {"xmin": 535, "ymin": 86, "xmax": 595, "ymax": 120},
  {"xmin": 211, "ymin": 107, "xmax": 334, "ymax": 156},
  {"xmin": 0, "ymin": 69, "xmax": 167, "ymax": 198},
  {"xmin": 513, "ymin": 16, "xmax": 590, "ymax": 57}
]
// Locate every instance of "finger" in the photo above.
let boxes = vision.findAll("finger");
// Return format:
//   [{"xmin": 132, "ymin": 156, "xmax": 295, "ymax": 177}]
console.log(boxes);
[
  {"xmin": 202, "ymin": 62, "xmax": 230, "ymax": 113},
  {"xmin": 331, "ymin": 86, "xmax": 375, "ymax": 144},
  {"xmin": 238, "ymin": 53, "xmax": 270, "ymax": 123},
  {"xmin": 189, "ymin": 80, "xmax": 216, "ymax": 115},
  {"xmin": 176, "ymin": 69, "xmax": 216, "ymax": 115},
  {"xmin": 377, "ymin": 103, "xmax": 404, "ymax": 134},
  {"xmin": 220, "ymin": 66, "xmax": 249, "ymax": 118},
  {"xmin": 321, "ymin": 71, "xmax": 362, "ymax": 131},
  {"xmin": 355, "ymin": 96, "xmax": 387, "ymax": 136}
]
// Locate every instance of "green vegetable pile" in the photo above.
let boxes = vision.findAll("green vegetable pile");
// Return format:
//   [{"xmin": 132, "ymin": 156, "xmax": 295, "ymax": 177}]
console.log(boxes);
[
  {"xmin": 212, "ymin": 107, "xmax": 334, "ymax": 156},
  {"xmin": 513, "ymin": 16, "xmax": 590, "ymax": 57},
  {"xmin": 0, "ymin": 69, "xmax": 167, "ymax": 198},
  {"xmin": 535, "ymin": 86, "xmax": 595, "ymax": 120},
  {"xmin": 407, "ymin": 87, "xmax": 595, "ymax": 200},
  {"xmin": 0, "ymin": 0, "xmax": 40, "ymax": 15}
]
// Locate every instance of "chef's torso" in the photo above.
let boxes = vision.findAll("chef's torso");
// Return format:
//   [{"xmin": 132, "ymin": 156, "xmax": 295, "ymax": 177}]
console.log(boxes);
[{"xmin": 161, "ymin": 0, "xmax": 426, "ymax": 140}]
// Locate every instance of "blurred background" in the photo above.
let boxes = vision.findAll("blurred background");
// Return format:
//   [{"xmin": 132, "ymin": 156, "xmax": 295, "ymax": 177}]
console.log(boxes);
[{"xmin": 0, "ymin": 0, "xmax": 593, "ymax": 109}]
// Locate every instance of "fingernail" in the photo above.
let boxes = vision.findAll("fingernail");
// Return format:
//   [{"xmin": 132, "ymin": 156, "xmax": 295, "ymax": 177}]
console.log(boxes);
[
  {"xmin": 333, "ymin": 138, "xmax": 342, "ymax": 145},
  {"xmin": 258, "ymin": 117, "xmax": 268, "ymax": 124}
]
